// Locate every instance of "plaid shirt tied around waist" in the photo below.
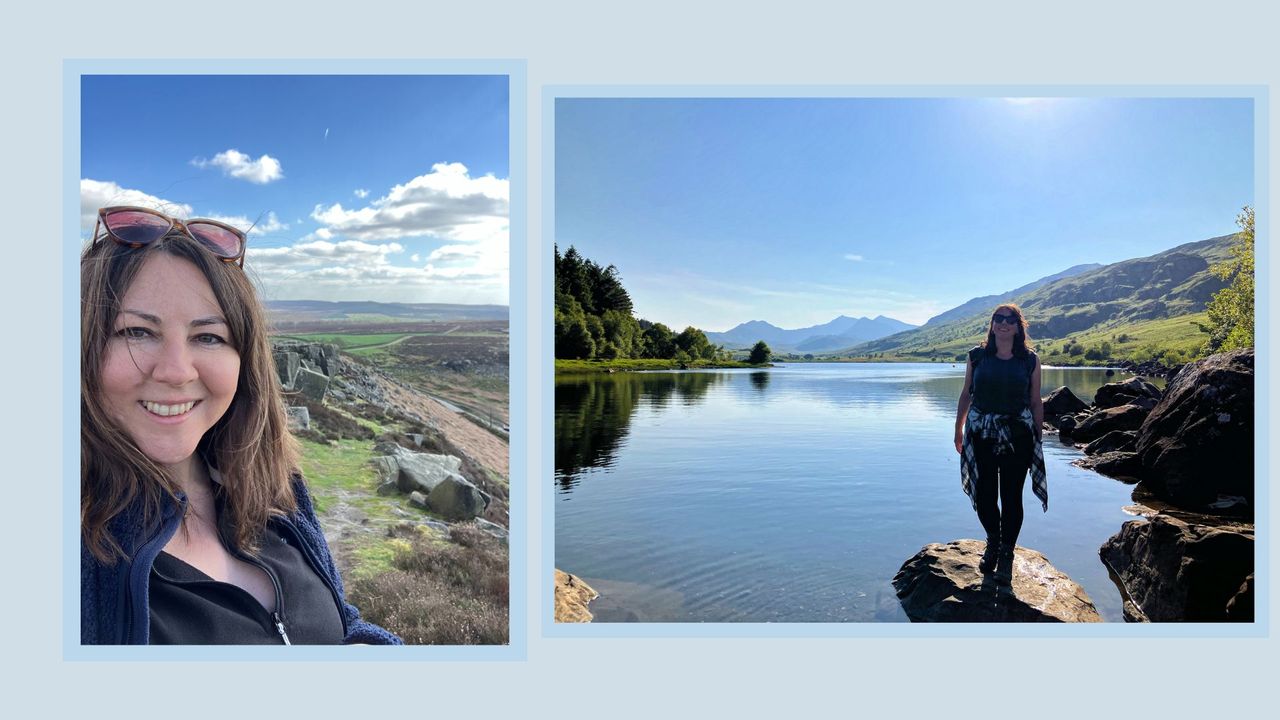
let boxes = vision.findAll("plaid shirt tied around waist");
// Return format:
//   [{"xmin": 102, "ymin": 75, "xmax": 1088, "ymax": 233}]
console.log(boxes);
[{"xmin": 960, "ymin": 405, "xmax": 1048, "ymax": 513}]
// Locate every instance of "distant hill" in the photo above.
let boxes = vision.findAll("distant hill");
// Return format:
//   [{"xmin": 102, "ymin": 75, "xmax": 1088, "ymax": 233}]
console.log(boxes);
[
  {"xmin": 843, "ymin": 234, "xmax": 1236, "ymax": 358},
  {"xmin": 920, "ymin": 263, "xmax": 1103, "ymax": 328},
  {"xmin": 266, "ymin": 300, "xmax": 508, "ymax": 324},
  {"xmin": 707, "ymin": 314, "xmax": 917, "ymax": 352}
]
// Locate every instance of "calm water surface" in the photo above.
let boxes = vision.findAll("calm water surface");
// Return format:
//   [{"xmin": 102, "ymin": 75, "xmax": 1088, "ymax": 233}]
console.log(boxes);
[{"xmin": 555, "ymin": 362, "xmax": 1152, "ymax": 622}]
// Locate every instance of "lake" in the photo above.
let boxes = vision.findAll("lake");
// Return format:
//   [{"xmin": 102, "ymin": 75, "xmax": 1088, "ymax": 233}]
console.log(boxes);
[{"xmin": 555, "ymin": 362, "xmax": 1152, "ymax": 623}]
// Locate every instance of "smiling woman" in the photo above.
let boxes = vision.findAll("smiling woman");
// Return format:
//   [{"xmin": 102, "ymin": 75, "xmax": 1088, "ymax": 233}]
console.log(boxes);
[{"xmin": 80, "ymin": 210, "xmax": 401, "ymax": 645}]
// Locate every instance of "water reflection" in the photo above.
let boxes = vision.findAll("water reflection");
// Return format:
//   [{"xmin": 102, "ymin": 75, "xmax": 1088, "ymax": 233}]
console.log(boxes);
[{"xmin": 554, "ymin": 371, "xmax": 725, "ymax": 489}]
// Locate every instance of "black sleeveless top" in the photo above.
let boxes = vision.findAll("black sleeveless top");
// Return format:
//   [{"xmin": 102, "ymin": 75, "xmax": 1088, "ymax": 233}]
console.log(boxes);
[{"xmin": 968, "ymin": 345, "xmax": 1036, "ymax": 415}]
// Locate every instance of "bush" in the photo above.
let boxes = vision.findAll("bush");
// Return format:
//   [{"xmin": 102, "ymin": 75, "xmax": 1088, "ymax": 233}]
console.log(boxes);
[{"xmin": 348, "ymin": 525, "xmax": 508, "ymax": 645}]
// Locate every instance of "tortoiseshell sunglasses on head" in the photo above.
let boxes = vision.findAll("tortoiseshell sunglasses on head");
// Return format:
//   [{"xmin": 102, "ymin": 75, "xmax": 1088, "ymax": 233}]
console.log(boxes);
[{"xmin": 93, "ymin": 206, "xmax": 247, "ymax": 267}]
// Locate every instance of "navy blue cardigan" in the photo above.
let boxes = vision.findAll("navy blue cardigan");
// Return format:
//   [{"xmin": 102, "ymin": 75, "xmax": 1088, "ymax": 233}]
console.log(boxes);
[{"xmin": 81, "ymin": 476, "xmax": 402, "ymax": 645}]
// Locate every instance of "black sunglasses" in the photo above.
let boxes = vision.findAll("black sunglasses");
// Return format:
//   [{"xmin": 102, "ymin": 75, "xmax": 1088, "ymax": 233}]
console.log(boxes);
[{"xmin": 991, "ymin": 313, "xmax": 1020, "ymax": 326}]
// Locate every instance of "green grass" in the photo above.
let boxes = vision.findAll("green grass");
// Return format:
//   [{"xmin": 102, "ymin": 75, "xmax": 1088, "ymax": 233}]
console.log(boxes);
[
  {"xmin": 282, "ymin": 332, "xmax": 416, "ymax": 349},
  {"xmin": 1036, "ymin": 312, "xmax": 1211, "ymax": 366},
  {"xmin": 296, "ymin": 438, "xmax": 380, "ymax": 514},
  {"xmin": 555, "ymin": 358, "xmax": 768, "ymax": 373}
]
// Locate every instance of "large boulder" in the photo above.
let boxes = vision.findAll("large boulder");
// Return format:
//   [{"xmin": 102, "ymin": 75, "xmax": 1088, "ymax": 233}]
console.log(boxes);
[
  {"xmin": 555, "ymin": 569, "xmax": 598, "ymax": 623},
  {"xmin": 372, "ymin": 446, "xmax": 491, "ymax": 521},
  {"xmin": 1072, "ymin": 403, "xmax": 1150, "ymax": 443},
  {"xmin": 1084, "ymin": 430, "xmax": 1137, "ymax": 456},
  {"xmin": 1135, "ymin": 349, "xmax": 1254, "ymax": 508},
  {"xmin": 1094, "ymin": 376, "xmax": 1162, "ymax": 410},
  {"xmin": 892, "ymin": 540, "xmax": 1103, "ymax": 622},
  {"xmin": 1099, "ymin": 514, "xmax": 1254, "ymax": 622},
  {"xmin": 427, "ymin": 474, "xmax": 491, "ymax": 521},
  {"xmin": 379, "ymin": 445, "xmax": 463, "ymax": 495},
  {"xmin": 274, "ymin": 351, "xmax": 300, "ymax": 390},
  {"xmin": 1043, "ymin": 386, "xmax": 1088, "ymax": 418},
  {"xmin": 1072, "ymin": 451, "xmax": 1142, "ymax": 482},
  {"xmin": 294, "ymin": 366, "xmax": 330, "ymax": 402}
]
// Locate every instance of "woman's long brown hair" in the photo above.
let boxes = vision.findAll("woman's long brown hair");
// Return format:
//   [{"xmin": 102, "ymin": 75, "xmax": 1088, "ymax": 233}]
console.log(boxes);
[
  {"xmin": 980, "ymin": 302, "xmax": 1036, "ymax": 357},
  {"xmin": 82, "ymin": 233, "xmax": 298, "ymax": 564}
]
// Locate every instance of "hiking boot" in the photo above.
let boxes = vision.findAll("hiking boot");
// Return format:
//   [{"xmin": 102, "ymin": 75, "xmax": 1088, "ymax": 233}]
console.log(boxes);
[
  {"xmin": 994, "ymin": 546, "xmax": 1016, "ymax": 582},
  {"xmin": 978, "ymin": 539, "xmax": 1000, "ymax": 573}
]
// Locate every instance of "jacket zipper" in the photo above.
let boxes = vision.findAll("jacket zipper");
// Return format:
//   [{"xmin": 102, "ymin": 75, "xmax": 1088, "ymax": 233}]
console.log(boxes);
[
  {"xmin": 274, "ymin": 612, "xmax": 293, "ymax": 645},
  {"xmin": 274, "ymin": 517, "xmax": 349, "ymax": 638}
]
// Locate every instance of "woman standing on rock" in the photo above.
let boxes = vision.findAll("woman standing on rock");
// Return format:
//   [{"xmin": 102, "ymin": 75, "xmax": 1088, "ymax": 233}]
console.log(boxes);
[
  {"xmin": 81, "ymin": 206, "xmax": 400, "ymax": 645},
  {"xmin": 953, "ymin": 303, "xmax": 1047, "ymax": 578}
]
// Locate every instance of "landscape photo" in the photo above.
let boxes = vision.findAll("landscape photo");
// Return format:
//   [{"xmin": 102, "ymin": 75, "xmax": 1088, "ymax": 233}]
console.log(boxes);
[
  {"xmin": 81, "ymin": 74, "xmax": 511, "ymax": 644},
  {"xmin": 552, "ymin": 96, "xmax": 1255, "ymax": 624}
]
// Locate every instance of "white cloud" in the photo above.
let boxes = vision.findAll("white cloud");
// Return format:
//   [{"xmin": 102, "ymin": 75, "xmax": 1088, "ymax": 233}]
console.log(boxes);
[
  {"xmin": 354, "ymin": 188, "xmax": 369, "ymax": 198},
  {"xmin": 843, "ymin": 253, "xmax": 864, "ymax": 262},
  {"xmin": 201, "ymin": 211, "xmax": 289, "ymax": 237},
  {"xmin": 192, "ymin": 149, "xmax": 284, "ymax": 184},
  {"xmin": 80, "ymin": 179, "xmax": 192, "ymax": 233},
  {"xmin": 311, "ymin": 162, "xmax": 508, "ymax": 244},
  {"xmin": 411, "ymin": 253, "xmax": 421, "ymax": 262}
]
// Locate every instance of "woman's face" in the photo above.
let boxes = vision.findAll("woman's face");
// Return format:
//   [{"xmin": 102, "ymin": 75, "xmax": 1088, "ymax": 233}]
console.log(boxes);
[
  {"xmin": 991, "ymin": 309, "xmax": 1019, "ymax": 340},
  {"xmin": 99, "ymin": 253, "xmax": 241, "ymax": 468}
]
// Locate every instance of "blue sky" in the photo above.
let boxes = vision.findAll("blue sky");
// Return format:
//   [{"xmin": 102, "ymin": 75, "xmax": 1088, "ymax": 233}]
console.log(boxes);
[
  {"xmin": 82, "ymin": 75, "xmax": 509, "ymax": 305},
  {"xmin": 555, "ymin": 97, "xmax": 1254, "ymax": 331}
]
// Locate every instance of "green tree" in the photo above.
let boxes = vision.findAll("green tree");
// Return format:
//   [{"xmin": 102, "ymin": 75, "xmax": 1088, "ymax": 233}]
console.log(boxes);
[
  {"xmin": 640, "ymin": 322, "xmax": 676, "ymax": 358},
  {"xmin": 747, "ymin": 340, "xmax": 772, "ymax": 364},
  {"xmin": 1204, "ymin": 206, "xmax": 1255, "ymax": 354}
]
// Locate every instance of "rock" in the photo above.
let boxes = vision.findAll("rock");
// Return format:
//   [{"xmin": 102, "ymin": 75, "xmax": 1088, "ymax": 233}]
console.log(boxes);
[
  {"xmin": 408, "ymin": 490, "xmax": 429, "ymax": 510},
  {"xmin": 386, "ymin": 446, "xmax": 464, "ymax": 495},
  {"xmin": 555, "ymin": 569, "xmax": 598, "ymax": 623},
  {"xmin": 294, "ymin": 366, "xmax": 330, "ymax": 402},
  {"xmin": 1099, "ymin": 513, "xmax": 1254, "ymax": 622},
  {"xmin": 471, "ymin": 518, "xmax": 509, "ymax": 543},
  {"xmin": 408, "ymin": 433, "xmax": 425, "ymax": 448},
  {"xmin": 1084, "ymin": 430, "xmax": 1137, "ymax": 456},
  {"xmin": 1226, "ymin": 574, "xmax": 1254, "ymax": 622},
  {"xmin": 369, "ymin": 456, "xmax": 398, "ymax": 485},
  {"xmin": 892, "ymin": 540, "xmax": 1103, "ymax": 622},
  {"xmin": 1071, "ymin": 403, "xmax": 1149, "ymax": 443},
  {"xmin": 1072, "ymin": 451, "xmax": 1142, "ymax": 482},
  {"xmin": 427, "ymin": 474, "xmax": 491, "ymax": 521},
  {"xmin": 284, "ymin": 406, "xmax": 310, "ymax": 431},
  {"xmin": 1043, "ymin": 386, "xmax": 1088, "ymax": 418},
  {"xmin": 1135, "ymin": 349, "xmax": 1254, "ymax": 509},
  {"xmin": 1094, "ymin": 377, "xmax": 1162, "ymax": 409},
  {"xmin": 274, "ymin": 351, "xmax": 300, "ymax": 390},
  {"xmin": 1057, "ymin": 415, "xmax": 1077, "ymax": 438}
]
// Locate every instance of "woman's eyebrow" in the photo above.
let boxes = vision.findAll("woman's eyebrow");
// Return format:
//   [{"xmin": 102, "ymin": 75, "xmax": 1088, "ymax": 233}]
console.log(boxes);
[{"xmin": 120, "ymin": 309, "xmax": 227, "ymax": 327}]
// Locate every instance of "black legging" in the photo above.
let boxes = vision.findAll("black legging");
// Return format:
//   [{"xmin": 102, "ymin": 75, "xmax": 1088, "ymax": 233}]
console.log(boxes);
[{"xmin": 972, "ymin": 434, "xmax": 1033, "ymax": 547}]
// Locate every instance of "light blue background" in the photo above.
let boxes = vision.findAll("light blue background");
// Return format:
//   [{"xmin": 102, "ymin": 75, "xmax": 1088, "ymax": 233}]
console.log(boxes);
[{"xmin": 8, "ymin": 1, "xmax": 1279, "ymax": 717}]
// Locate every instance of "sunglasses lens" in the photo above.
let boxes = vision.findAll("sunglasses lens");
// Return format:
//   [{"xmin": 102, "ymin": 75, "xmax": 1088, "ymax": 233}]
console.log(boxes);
[
  {"xmin": 187, "ymin": 222, "xmax": 245, "ymax": 259},
  {"xmin": 102, "ymin": 210, "xmax": 170, "ymax": 246}
]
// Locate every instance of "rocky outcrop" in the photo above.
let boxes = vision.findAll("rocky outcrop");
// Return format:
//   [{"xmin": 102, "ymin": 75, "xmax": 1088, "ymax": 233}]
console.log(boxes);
[
  {"xmin": 1084, "ymin": 430, "xmax": 1137, "ymax": 455},
  {"xmin": 1093, "ymin": 376, "xmax": 1162, "ymax": 409},
  {"xmin": 555, "ymin": 569, "xmax": 598, "ymax": 623},
  {"xmin": 371, "ymin": 444, "xmax": 490, "ymax": 521},
  {"xmin": 1073, "ymin": 451, "xmax": 1142, "ymax": 481},
  {"xmin": 1043, "ymin": 386, "xmax": 1088, "ymax": 419},
  {"xmin": 1134, "ymin": 348, "xmax": 1254, "ymax": 509},
  {"xmin": 1071, "ymin": 404, "xmax": 1149, "ymax": 443},
  {"xmin": 1100, "ymin": 513, "xmax": 1253, "ymax": 622},
  {"xmin": 892, "ymin": 540, "xmax": 1102, "ymax": 622}
]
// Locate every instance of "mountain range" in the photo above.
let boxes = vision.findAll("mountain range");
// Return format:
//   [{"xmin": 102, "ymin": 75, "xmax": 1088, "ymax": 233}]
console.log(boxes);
[{"xmin": 707, "ymin": 315, "xmax": 917, "ymax": 353}]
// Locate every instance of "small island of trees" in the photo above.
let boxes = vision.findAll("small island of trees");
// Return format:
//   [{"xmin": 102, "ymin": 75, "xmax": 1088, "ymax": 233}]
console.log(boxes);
[{"xmin": 554, "ymin": 245, "xmax": 771, "ymax": 369}]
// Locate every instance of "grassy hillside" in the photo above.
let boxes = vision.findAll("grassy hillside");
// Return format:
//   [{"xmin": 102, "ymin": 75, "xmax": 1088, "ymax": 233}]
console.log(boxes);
[{"xmin": 840, "ymin": 234, "xmax": 1235, "ymax": 364}]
